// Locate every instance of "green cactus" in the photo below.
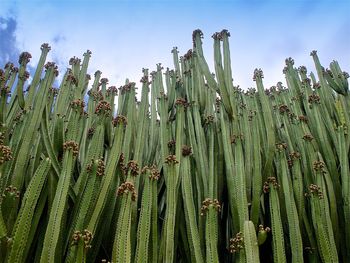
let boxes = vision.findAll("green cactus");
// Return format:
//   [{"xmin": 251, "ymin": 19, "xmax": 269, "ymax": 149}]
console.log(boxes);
[
  {"xmin": 0, "ymin": 30, "xmax": 348, "ymax": 263},
  {"xmin": 6, "ymin": 158, "xmax": 51, "ymax": 263}
]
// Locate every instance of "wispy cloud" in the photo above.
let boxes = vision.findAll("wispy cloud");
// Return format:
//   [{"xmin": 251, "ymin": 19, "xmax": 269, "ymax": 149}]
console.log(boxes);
[{"xmin": 0, "ymin": 17, "xmax": 20, "ymax": 67}]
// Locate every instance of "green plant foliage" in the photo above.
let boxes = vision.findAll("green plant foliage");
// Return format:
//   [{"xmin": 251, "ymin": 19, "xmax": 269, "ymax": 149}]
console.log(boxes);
[{"xmin": 0, "ymin": 30, "xmax": 348, "ymax": 263}]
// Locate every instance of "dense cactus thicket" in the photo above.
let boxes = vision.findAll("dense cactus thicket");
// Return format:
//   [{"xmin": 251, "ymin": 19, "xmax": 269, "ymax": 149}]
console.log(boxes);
[{"xmin": 0, "ymin": 29, "xmax": 349, "ymax": 262}]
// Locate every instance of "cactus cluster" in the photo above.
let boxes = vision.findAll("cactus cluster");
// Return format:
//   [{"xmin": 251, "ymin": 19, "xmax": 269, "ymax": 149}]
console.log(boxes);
[{"xmin": 0, "ymin": 30, "xmax": 349, "ymax": 262}]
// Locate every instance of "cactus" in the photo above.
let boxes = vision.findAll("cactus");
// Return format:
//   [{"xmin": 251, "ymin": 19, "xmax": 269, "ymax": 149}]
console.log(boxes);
[
  {"xmin": 244, "ymin": 220, "xmax": 260, "ymax": 263},
  {"xmin": 264, "ymin": 177, "xmax": 286, "ymax": 263},
  {"xmin": 0, "ymin": 30, "xmax": 348, "ymax": 262},
  {"xmin": 6, "ymin": 158, "xmax": 51, "ymax": 263}
]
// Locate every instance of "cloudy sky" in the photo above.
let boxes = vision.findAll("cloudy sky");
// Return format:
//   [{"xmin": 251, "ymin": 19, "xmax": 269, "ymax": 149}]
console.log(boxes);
[{"xmin": 0, "ymin": 0, "xmax": 349, "ymax": 90}]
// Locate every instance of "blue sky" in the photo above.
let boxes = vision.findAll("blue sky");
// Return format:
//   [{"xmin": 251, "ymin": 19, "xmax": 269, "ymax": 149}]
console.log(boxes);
[{"xmin": 0, "ymin": 0, "xmax": 349, "ymax": 90}]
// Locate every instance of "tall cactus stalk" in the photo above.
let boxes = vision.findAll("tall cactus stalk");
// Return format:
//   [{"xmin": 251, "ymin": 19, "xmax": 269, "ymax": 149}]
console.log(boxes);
[
  {"xmin": 7, "ymin": 158, "xmax": 51, "ymax": 263},
  {"xmin": 264, "ymin": 177, "xmax": 286, "ymax": 263}
]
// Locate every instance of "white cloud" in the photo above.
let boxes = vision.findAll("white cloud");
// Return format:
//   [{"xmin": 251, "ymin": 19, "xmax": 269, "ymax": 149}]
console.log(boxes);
[
  {"xmin": 0, "ymin": 1, "xmax": 15, "ymax": 17},
  {"xmin": 6, "ymin": 1, "xmax": 177, "ymax": 90},
  {"xmin": 0, "ymin": 21, "xmax": 7, "ymax": 30}
]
